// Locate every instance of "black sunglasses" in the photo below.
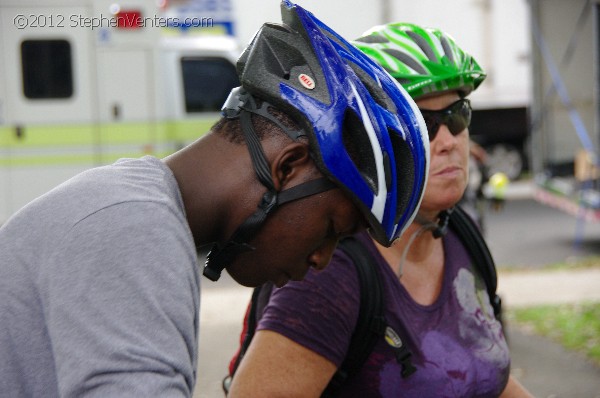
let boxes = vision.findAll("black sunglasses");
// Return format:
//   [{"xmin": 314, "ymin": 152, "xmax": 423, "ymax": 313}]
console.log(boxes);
[{"xmin": 419, "ymin": 99, "xmax": 472, "ymax": 141}]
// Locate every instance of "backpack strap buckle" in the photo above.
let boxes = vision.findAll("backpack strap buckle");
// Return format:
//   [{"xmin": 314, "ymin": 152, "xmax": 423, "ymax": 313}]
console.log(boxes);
[{"xmin": 384, "ymin": 326, "xmax": 417, "ymax": 378}]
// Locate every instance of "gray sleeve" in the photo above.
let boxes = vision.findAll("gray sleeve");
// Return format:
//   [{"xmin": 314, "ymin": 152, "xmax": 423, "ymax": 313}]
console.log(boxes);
[{"xmin": 40, "ymin": 202, "xmax": 199, "ymax": 397}]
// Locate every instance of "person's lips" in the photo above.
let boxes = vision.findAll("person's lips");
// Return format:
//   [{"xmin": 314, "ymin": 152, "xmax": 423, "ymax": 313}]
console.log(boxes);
[{"xmin": 433, "ymin": 166, "xmax": 461, "ymax": 177}]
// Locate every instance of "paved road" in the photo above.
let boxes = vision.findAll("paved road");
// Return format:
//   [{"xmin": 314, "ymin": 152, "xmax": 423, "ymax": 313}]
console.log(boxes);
[
  {"xmin": 195, "ymin": 282, "xmax": 252, "ymax": 398},
  {"xmin": 485, "ymin": 197, "xmax": 600, "ymax": 397},
  {"xmin": 485, "ymin": 196, "xmax": 600, "ymax": 268},
  {"xmin": 193, "ymin": 194, "xmax": 600, "ymax": 398}
]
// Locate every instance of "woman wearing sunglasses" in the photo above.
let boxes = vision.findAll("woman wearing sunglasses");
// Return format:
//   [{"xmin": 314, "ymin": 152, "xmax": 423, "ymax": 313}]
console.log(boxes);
[{"xmin": 227, "ymin": 23, "xmax": 532, "ymax": 397}]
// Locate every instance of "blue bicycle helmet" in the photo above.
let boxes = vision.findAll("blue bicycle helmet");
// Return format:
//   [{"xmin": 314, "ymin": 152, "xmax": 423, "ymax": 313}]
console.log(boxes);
[{"xmin": 205, "ymin": 1, "xmax": 429, "ymax": 280}]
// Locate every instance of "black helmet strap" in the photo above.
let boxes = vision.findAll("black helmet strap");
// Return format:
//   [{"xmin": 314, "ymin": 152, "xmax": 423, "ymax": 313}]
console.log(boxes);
[
  {"xmin": 414, "ymin": 207, "xmax": 454, "ymax": 239},
  {"xmin": 203, "ymin": 90, "xmax": 336, "ymax": 281}
]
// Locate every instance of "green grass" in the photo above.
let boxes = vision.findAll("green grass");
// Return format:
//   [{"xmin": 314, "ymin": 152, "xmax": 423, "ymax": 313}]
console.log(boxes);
[
  {"xmin": 501, "ymin": 257, "xmax": 600, "ymax": 365},
  {"xmin": 499, "ymin": 255, "xmax": 600, "ymax": 273},
  {"xmin": 545, "ymin": 255, "xmax": 600, "ymax": 270},
  {"xmin": 507, "ymin": 302, "xmax": 600, "ymax": 366}
]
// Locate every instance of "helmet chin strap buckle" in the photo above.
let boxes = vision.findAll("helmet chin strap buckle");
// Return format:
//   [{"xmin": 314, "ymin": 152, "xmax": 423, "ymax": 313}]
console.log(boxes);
[
  {"xmin": 432, "ymin": 208, "xmax": 454, "ymax": 238},
  {"xmin": 414, "ymin": 207, "xmax": 455, "ymax": 239},
  {"xmin": 203, "ymin": 190, "xmax": 278, "ymax": 282},
  {"xmin": 204, "ymin": 241, "xmax": 256, "ymax": 281}
]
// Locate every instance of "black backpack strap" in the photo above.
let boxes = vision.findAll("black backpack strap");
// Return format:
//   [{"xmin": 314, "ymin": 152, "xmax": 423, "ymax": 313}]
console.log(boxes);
[
  {"xmin": 323, "ymin": 237, "xmax": 415, "ymax": 397},
  {"xmin": 449, "ymin": 206, "xmax": 502, "ymax": 322},
  {"xmin": 322, "ymin": 237, "xmax": 386, "ymax": 395}
]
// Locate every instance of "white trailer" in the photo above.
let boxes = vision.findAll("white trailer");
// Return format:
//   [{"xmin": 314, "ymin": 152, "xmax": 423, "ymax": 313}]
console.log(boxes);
[
  {"xmin": 0, "ymin": 0, "xmax": 240, "ymax": 223},
  {"xmin": 528, "ymin": 0, "xmax": 600, "ymax": 221},
  {"xmin": 1, "ymin": 0, "xmax": 534, "ymax": 223}
]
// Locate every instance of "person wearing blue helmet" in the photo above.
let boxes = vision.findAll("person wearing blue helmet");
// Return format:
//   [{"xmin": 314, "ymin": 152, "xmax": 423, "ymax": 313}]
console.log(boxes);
[
  {"xmin": 201, "ymin": 0, "xmax": 429, "ymax": 285},
  {"xmin": 0, "ymin": 2, "xmax": 427, "ymax": 397}
]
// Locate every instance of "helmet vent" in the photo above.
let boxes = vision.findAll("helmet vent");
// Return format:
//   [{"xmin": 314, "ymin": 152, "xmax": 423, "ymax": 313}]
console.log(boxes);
[
  {"xmin": 342, "ymin": 109, "xmax": 378, "ymax": 193},
  {"xmin": 382, "ymin": 49, "xmax": 427, "ymax": 75},
  {"xmin": 440, "ymin": 35, "xmax": 456, "ymax": 65},
  {"xmin": 397, "ymin": 78, "xmax": 411, "ymax": 86},
  {"xmin": 322, "ymin": 29, "xmax": 352, "ymax": 53},
  {"xmin": 354, "ymin": 34, "xmax": 389, "ymax": 44},
  {"xmin": 261, "ymin": 35, "xmax": 308, "ymax": 81},
  {"xmin": 388, "ymin": 127, "xmax": 416, "ymax": 224},
  {"xmin": 405, "ymin": 31, "xmax": 436, "ymax": 62},
  {"xmin": 346, "ymin": 60, "xmax": 395, "ymax": 112}
]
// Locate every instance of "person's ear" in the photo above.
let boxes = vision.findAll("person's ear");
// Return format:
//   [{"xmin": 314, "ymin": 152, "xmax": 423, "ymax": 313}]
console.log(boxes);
[{"xmin": 271, "ymin": 142, "xmax": 314, "ymax": 190}]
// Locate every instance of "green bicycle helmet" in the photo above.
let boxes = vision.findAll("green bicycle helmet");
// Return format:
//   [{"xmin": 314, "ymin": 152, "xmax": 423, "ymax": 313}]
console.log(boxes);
[{"xmin": 353, "ymin": 22, "xmax": 486, "ymax": 99}]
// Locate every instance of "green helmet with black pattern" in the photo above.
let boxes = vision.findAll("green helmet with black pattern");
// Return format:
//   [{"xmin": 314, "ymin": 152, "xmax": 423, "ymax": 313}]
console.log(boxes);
[{"xmin": 353, "ymin": 22, "xmax": 486, "ymax": 99}]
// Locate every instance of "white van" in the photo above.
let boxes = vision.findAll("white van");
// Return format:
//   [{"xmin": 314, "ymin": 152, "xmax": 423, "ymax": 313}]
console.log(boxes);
[{"xmin": 0, "ymin": 0, "xmax": 240, "ymax": 223}]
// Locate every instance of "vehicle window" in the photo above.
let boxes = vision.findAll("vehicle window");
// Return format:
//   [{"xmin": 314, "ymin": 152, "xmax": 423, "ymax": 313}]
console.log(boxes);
[
  {"xmin": 21, "ymin": 39, "xmax": 73, "ymax": 99},
  {"xmin": 181, "ymin": 57, "xmax": 239, "ymax": 113}
]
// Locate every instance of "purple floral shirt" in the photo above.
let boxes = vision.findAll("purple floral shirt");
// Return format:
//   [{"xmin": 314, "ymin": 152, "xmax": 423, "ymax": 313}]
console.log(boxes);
[{"xmin": 258, "ymin": 230, "xmax": 510, "ymax": 397}]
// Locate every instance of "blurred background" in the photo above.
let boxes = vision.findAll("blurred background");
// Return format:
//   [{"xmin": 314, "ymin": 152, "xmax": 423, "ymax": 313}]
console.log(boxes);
[{"xmin": 1, "ymin": 0, "xmax": 599, "ymax": 397}]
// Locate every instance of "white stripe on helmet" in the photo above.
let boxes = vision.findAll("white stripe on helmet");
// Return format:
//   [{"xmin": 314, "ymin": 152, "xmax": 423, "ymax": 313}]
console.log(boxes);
[{"xmin": 350, "ymin": 82, "xmax": 386, "ymax": 223}]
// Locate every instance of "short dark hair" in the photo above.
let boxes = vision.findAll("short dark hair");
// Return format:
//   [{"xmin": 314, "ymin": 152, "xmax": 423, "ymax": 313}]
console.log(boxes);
[{"xmin": 212, "ymin": 98, "xmax": 303, "ymax": 145}]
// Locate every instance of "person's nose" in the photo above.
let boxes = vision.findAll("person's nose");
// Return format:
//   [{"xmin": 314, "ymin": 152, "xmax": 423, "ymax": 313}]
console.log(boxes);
[
  {"xmin": 307, "ymin": 238, "xmax": 338, "ymax": 271},
  {"xmin": 433, "ymin": 124, "xmax": 462, "ymax": 151}
]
